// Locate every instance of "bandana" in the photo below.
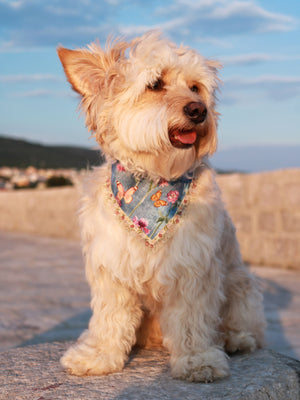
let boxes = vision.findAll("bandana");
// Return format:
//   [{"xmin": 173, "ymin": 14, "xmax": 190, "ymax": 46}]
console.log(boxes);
[{"xmin": 105, "ymin": 161, "xmax": 197, "ymax": 247}]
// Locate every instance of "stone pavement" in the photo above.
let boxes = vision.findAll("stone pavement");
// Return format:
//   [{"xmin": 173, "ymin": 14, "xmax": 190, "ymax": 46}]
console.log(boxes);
[
  {"xmin": 0, "ymin": 231, "xmax": 300, "ymax": 399},
  {"xmin": 1, "ymin": 230, "xmax": 300, "ymax": 359}
]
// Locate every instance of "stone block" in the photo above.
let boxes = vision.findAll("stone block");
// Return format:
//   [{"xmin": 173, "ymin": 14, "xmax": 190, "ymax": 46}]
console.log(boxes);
[
  {"xmin": 241, "ymin": 235, "xmax": 265, "ymax": 265},
  {"xmin": 0, "ymin": 343, "xmax": 299, "ymax": 400},
  {"xmin": 264, "ymin": 238, "xmax": 300, "ymax": 269},
  {"xmin": 257, "ymin": 211, "xmax": 278, "ymax": 233},
  {"xmin": 231, "ymin": 212, "xmax": 253, "ymax": 234},
  {"xmin": 242, "ymin": 173, "xmax": 258, "ymax": 207},
  {"xmin": 282, "ymin": 182, "xmax": 300, "ymax": 209},
  {"xmin": 0, "ymin": 188, "xmax": 80, "ymax": 239},
  {"xmin": 256, "ymin": 182, "xmax": 281, "ymax": 210},
  {"xmin": 281, "ymin": 211, "xmax": 300, "ymax": 233},
  {"xmin": 217, "ymin": 173, "xmax": 247, "ymax": 209}
]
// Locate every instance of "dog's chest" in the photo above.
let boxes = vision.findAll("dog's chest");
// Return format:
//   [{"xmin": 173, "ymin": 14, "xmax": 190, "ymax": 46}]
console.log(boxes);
[{"xmin": 103, "ymin": 162, "xmax": 199, "ymax": 248}]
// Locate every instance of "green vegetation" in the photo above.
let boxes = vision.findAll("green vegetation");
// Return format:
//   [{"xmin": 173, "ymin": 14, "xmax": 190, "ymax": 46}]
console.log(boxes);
[{"xmin": 46, "ymin": 176, "xmax": 73, "ymax": 187}]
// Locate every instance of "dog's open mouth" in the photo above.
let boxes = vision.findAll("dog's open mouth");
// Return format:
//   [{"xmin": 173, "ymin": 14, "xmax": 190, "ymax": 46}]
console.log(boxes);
[{"xmin": 169, "ymin": 129, "xmax": 198, "ymax": 149}]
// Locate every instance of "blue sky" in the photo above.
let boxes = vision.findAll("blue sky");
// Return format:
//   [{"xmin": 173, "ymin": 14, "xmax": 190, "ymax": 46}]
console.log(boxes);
[{"xmin": 0, "ymin": 0, "xmax": 299, "ymax": 151}]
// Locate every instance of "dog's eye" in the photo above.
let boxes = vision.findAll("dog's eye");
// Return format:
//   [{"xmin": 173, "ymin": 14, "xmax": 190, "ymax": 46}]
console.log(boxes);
[
  {"xmin": 190, "ymin": 85, "xmax": 199, "ymax": 94},
  {"xmin": 147, "ymin": 79, "xmax": 164, "ymax": 91}
]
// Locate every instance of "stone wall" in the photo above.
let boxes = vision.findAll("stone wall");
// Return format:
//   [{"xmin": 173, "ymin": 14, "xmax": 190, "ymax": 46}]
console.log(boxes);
[
  {"xmin": 0, "ymin": 187, "xmax": 80, "ymax": 240},
  {"xmin": 217, "ymin": 169, "xmax": 300, "ymax": 269},
  {"xmin": 0, "ymin": 168, "xmax": 299, "ymax": 268}
]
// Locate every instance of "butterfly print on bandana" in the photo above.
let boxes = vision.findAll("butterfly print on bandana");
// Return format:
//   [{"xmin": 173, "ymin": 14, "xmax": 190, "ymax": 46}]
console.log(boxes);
[
  {"xmin": 116, "ymin": 180, "xmax": 138, "ymax": 205},
  {"xmin": 151, "ymin": 190, "xmax": 168, "ymax": 208}
]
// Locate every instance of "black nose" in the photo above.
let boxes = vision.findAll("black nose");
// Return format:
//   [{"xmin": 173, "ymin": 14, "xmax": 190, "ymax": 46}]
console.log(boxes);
[{"xmin": 183, "ymin": 101, "xmax": 207, "ymax": 124}]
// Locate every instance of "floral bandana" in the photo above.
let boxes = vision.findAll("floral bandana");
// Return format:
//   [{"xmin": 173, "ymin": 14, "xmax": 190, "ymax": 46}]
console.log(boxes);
[{"xmin": 105, "ymin": 161, "xmax": 197, "ymax": 247}]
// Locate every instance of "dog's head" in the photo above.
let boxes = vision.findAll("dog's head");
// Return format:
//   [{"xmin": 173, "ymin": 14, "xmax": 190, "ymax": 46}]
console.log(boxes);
[{"xmin": 58, "ymin": 31, "xmax": 221, "ymax": 180}]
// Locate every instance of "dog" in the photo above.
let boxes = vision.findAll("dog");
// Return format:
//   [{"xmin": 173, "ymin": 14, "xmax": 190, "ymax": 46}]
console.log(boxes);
[{"xmin": 57, "ymin": 31, "xmax": 265, "ymax": 382}]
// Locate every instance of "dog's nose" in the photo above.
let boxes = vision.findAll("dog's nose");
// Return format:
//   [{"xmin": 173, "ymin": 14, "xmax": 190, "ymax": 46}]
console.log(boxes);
[{"xmin": 183, "ymin": 102, "xmax": 207, "ymax": 124}]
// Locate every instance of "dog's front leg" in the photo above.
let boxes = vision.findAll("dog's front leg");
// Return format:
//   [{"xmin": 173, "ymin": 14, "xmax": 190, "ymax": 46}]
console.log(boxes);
[
  {"xmin": 61, "ymin": 267, "xmax": 143, "ymax": 376},
  {"xmin": 160, "ymin": 264, "xmax": 230, "ymax": 382}
]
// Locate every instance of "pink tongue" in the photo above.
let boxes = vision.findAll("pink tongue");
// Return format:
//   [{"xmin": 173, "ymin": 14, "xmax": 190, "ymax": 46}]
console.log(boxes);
[{"xmin": 177, "ymin": 131, "xmax": 197, "ymax": 144}]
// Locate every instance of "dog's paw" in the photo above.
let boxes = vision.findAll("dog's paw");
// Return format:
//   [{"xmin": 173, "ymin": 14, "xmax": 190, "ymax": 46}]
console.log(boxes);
[
  {"xmin": 61, "ymin": 344, "xmax": 125, "ymax": 376},
  {"xmin": 224, "ymin": 330, "xmax": 259, "ymax": 354},
  {"xmin": 170, "ymin": 347, "xmax": 230, "ymax": 383}
]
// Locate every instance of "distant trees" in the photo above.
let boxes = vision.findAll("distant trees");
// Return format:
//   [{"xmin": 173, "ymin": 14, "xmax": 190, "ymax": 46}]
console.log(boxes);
[{"xmin": 45, "ymin": 176, "xmax": 73, "ymax": 188}]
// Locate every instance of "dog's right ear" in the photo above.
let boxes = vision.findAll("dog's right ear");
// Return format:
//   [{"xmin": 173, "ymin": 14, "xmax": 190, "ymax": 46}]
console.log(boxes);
[
  {"xmin": 57, "ymin": 46, "xmax": 107, "ymax": 97},
  {"xmin": 57, "ymin": 41, "xmax": 128, "ymax": 97}
]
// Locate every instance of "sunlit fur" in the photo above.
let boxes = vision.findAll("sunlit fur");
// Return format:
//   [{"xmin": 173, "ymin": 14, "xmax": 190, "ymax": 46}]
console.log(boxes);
[{"xmin": 57, "ymin": 31, "xmax": 265, "ymax": 382}]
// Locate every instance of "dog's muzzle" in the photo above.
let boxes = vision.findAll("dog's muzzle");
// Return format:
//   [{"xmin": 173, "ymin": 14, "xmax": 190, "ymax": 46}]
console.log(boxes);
[{"xmin": 169, "ymin": 101, "xmax": 207, "ymax": 149}]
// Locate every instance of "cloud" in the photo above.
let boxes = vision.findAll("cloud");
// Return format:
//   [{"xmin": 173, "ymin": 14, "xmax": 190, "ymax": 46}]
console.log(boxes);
[
  {"xmin": 220, "ymin": 53, "xmax": 300, "ymax": 66},
  {"xmin": 0, "ymin": 0, "xmax": 116, "ymax": 49},
  {"xmin": 7, "ymin": 72, "xmax": 299, "ymax": 103},
  {"xmin": 222, "ymin": 75, "xmax": 300, "ymax": 103},
  {"xmin": 0, "ymin": 0, "xmax": 297, "ymax": 50},
  {"xmin": 10, "ymin": 89, "xmax": 75, "ymax": 98},
  {"xmin": 0, "ymin": 73, "xmax": 71, "ymax": 99},
  {"xmin": 0, "ymin": 74, "xmax": 62, "ymax": 83},
  {"xmin": 224, "ymin": 75, "xmax": 300, "ymax": 88},
  {"xmin": 156, "ymin": 0, "xmax": 298, "ymax": 39}
]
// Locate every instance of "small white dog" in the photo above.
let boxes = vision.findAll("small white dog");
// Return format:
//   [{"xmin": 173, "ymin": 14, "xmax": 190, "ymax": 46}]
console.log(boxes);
[{"xmin": 57, "ymin": 31, "xmax": 265, "ymax": 382}]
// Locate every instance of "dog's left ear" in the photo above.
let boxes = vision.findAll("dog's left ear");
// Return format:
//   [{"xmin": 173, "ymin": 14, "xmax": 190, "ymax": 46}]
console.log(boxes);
[
  {"xmin": 206, "ymin": 59, "xmax": 222, "ymax": 72},
  {"xmin": 206, "ymin": 59, "xmax": 222, "ymax": 89},
  {"xmin": 57, "ymin": 41, "xmax": 127, "ymax": 97}
]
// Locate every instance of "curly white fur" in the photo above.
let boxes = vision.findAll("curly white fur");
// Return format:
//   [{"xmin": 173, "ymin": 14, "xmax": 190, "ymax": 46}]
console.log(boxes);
[{"xmin": 57, "ymin": 31, "xmax": 265, "ymax": 382}]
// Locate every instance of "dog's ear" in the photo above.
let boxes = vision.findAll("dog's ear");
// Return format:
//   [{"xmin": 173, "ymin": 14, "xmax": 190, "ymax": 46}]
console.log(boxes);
[
  {"xmin": 206, "ymin": 59, "xmax": 222, "ymax": 72},
  {"xmin": 206, "ymin": 59, "xmax": 222, "ymax": 89},
  {"xmin": 57, "ymin": 47, "xmax": 103, "ymax": 96},
  {"xmin": 57, "ymin": 41, "xmax": 127, "ymax": 97}
]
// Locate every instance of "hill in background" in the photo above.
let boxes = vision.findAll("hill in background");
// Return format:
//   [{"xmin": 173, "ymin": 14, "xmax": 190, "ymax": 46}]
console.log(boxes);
[
  {"xmin": 0, "ymin": 135, "xmax": 104, "ymax": 169},
  {"xmin": 1, "ymin": 135, "xmax": 299, "ymax": 173}
]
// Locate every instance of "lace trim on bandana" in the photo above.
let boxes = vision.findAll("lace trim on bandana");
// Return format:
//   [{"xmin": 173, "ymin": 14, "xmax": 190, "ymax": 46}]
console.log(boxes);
[{"xmin": 103, "ymin": 162, "xmax": 199, "ymax": 248}]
